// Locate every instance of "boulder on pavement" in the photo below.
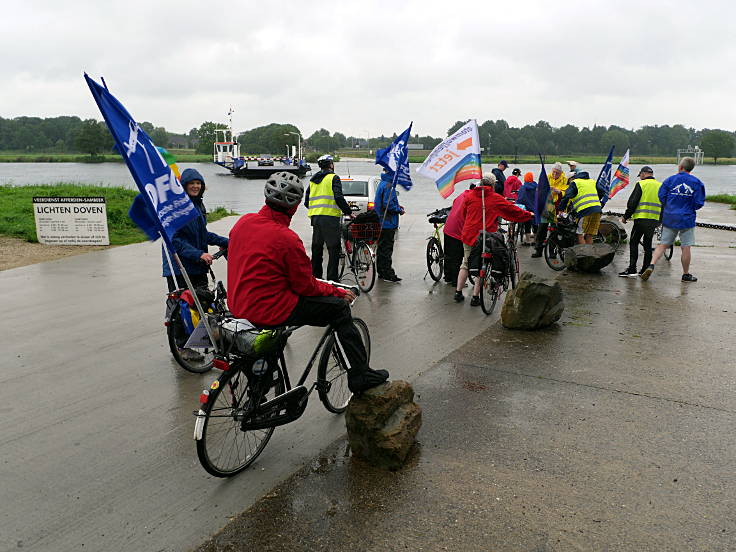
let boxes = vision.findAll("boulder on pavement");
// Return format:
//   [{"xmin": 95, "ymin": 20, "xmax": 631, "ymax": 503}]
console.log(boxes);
[
  {"xmin": 345, "ymin": 380, "xmax": 422, "ymax": 470},
  {"xmin": 501, "ymin": 272, "xmax": 564, "ymax": 330},
  {"xmin": 564, "ymin": 243, "xmax": 615, "ymax": 272}
]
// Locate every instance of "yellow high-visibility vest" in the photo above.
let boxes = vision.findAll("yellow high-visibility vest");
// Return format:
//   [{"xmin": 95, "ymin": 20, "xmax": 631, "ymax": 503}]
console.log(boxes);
[
  {"xmin": 307, "ymin": 174, "xmax": 341, "ymax": 217},
  {"xmin": 571, "ymin": 179, "xmax": 602, "ymax": 212},
  {"xmin": 632, "ymin": 178, "xmax": 662, "ymax": 221}
]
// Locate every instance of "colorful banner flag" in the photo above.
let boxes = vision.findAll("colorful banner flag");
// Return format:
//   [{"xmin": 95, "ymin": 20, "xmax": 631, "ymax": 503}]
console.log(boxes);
[
  {"xmin": 416, "ymin": 120, "xmax": 482, "ymax": 198},
  {"xmin": 157, "ymin": 146, "xmax": 181, "ymax": 180},
  {"xmin": 84, "ymin": 74, "xmax": 198, "ymax": 247},
  {"xmin": 375, "ymin": 122, "xmax": 413, "ymax": 191},
  {"xmin": 607, "ymin": 149, "xmax": 630, "ymax": 199},
  {"xmin": 597, "ymin": 145, "xmax": 615, "ymax": 207}
]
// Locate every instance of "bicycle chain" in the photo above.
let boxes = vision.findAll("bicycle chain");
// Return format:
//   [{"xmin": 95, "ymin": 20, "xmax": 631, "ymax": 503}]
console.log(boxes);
[{"xmin": 603, "ymin": 211, "xmax": 736, "ymax": 232}]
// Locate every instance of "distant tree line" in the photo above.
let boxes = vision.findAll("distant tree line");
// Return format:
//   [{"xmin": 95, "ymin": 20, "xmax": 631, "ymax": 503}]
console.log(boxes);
[{"xmin": 2, "ymin": 115, "xmax": 734, "ymax": 162}]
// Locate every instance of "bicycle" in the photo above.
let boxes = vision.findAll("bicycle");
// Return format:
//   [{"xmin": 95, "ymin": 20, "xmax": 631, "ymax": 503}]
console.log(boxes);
[
  {"xmin": 193, "ymin": 283, "xmax": 368, "ymax": 477},
  {"xmin": 337, "ymin": 218, "xmax": 377, "ymax": 293},
  {"xmin": 165, "ymin": 249, "xmax": 228, "ymax": 373},
  {"xmin": 644, "ymin": 224, "xmax": 674, "ymax": 261},
  {"xmin": 468, "ymin": 230, "xmax": 515, "ymax": 315},
  {"xmin": 542, "ymin": 217, "xmax": 578, "ymax": 271},
  {"xmin": 425, "ymin": 207, "xmax": 450, "ymax": 282},
  {"xmin": 592, "ymin": 218, "xmax": 623, "ymax": 251}
]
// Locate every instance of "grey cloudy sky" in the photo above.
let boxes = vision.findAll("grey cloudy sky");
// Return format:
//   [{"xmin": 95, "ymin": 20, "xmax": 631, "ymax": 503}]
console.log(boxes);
[{"xmin": 2, "ymin": 0, "xmax": 734, "ymax": 138}]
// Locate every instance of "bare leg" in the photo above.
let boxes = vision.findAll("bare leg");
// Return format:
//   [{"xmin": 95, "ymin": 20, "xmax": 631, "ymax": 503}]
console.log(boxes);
[
  {"xmin": 577, "ymin": 234, "xmax": 586, "ymax": 245},
  {"xmin": 650, "ymin": 244, "xmax": 669, "ymax": 267},
  {"xmin": 473, "ymin": 277, "xmax": 481, "ymax": 297},
  {"xmin": 681, "ymin": 246, "xmax": 691, "ymax": 274},
  {"xmin": 584, "ymin": 234, "xmax": 594, "ymax": 245},
  {"xmin": 456, "ymin": 268, "xmax": 468, "ymax": 293}
]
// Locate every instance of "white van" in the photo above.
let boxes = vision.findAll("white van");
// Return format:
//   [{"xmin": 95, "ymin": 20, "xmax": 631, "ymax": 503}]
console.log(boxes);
[{"xmin": 339, "ymin": 175, "xmax": 380, "ymax": 215}]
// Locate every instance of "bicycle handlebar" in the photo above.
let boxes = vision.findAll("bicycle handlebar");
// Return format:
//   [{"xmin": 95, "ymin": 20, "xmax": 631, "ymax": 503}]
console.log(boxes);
[{"xmin": 212, "ymin": 248, "xmax": 227, "ymax": 260}]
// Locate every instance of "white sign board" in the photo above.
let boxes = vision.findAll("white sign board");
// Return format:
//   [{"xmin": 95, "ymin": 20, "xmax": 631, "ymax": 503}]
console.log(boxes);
[{"xmin": 33, "ymin": 197, "xmax": 109, "ymax": 245}]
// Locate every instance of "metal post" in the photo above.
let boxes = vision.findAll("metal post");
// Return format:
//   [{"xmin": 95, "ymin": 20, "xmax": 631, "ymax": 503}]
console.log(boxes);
[{"xmin": 172, "ymin": 252, "xmax": 219, "ymax": 353}]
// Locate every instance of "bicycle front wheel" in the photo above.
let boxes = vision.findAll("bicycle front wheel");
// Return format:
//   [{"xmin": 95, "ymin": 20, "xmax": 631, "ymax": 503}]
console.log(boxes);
[
  {"xmin": 595, "ymin": 220, "xmax": 622, "ymax": 251},
  {"xmin": 196, "ymin": 362, "xmax": 283, "ymax": 477},
  {"xmin": 352, "ymin": 243, "xmax": 376, "ymax": 293},
  {"xmin": 167, "ymin": 304, "xmax": 214, "ymax": 374},
  {"xmin": 480, "ymin": 262, "xmax": 501, "ymax": 315},
  {"xmin": 509, "ymin": 245, "xmax": 519, "ymax": 289},
  {"xmin": 426, "ymin": 237, "xmax": 444, "ymax": 282},
  {"xmin": 544, "ymin": 236, "xmax": 566, "ymax": 271},
  {"xmin": 317, "ymin": 317, "xmax": 371, "ymax": 413}
]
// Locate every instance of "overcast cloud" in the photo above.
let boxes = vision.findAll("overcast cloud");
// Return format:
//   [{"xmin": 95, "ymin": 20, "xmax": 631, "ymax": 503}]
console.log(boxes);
[{"xmin": 2, "ymin": 0, "xmax": 735, "ymax": 138}]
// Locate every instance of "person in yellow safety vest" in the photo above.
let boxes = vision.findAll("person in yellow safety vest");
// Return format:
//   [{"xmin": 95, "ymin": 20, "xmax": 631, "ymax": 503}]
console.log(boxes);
[
  {"xmin": 532, "ymin": 162, "xmax": 569, "ymax": 257},
  {"xmin": 558, "ymin": 171, "xmax": 606, "ymax": 245},
  {"xmin": 618, "ymin": 166, "xmax": 662, "ymax": 277},
  {"xmin": 304, "ymin": 154, "xmax": 354, "ymax": 280}
]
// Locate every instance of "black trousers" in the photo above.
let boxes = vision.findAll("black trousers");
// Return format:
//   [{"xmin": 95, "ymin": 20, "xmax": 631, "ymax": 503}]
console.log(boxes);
[
  {"xmin": 534, "ymin": 222, "xmax": 549, "ymax": 250},
  {"xmin": 283, "ymin": 296, "xmax": 368, "ymax": 372},
  {"xmin": 628, "ymin": 219, "xmax": 658, "ymax": 270},
  {"xmin": 311, "ymin": 216, "xmax": 342, "ymax": 281},
  {"xmin": 166, "ymin": 273, "xmax": 208, "ymax": 293},
  {"xmin": 443, "ymin": 234, "xmax": 464, "ymax": 284},
  {"xmin": 376, "ymin": 228, "xmax": 397, "ymax": 277}
]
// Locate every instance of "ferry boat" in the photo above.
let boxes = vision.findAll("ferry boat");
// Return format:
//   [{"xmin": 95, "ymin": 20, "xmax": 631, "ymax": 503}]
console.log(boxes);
[{"xmin": 212, "ymin": 118, "xmax": 311, "ymax": 178}]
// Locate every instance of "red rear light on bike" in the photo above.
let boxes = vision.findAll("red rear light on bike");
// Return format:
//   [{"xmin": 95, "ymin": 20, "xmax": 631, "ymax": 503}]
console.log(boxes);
[
  {"xmin": 199, "ymin": 390, "xmax": 210, "ymax": 404},
  {"xmin": 213, "ymin": 358, "xmax": 230, "ymax": 371},
  {"xmin": 367, "ymin": 202, "xmax": 374, "ymax": 210},
  {"xmin": 481, "ymin": 252, "xmax": 492, "ymax": 259}
]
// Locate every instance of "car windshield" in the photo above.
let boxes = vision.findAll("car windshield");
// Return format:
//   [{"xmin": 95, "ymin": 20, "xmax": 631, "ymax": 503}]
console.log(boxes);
[{"xmin": 341, "ymin": 180, "xmax": 369, "ymax": 196}]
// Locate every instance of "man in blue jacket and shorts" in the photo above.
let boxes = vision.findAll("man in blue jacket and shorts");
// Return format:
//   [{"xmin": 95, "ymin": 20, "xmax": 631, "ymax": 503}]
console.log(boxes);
[{"xmin": 640, "ymin": 157, "xmax": 705, "ymax": 282}]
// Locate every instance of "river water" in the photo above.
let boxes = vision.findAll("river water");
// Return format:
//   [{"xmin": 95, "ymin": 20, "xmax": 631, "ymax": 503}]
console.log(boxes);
[{"xmin": 2, "ymin": 161, "xmax": 734, "ymax": 223}]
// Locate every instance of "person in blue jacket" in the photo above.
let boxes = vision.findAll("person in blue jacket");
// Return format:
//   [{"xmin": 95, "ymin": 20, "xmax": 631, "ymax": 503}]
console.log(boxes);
[
  {"xmin": 161, "ymin": 168, "xmax": 229, "ymax": 292},
  {"xmin": 516, "ymin": 172, "xmax": 538, "ymax": 245},
  {"xmin": 374, "ymin": 170, "xmax": 405, "ymax": 282},
  {"xmin": 640, "ymin": 157, "xmax": 705, "ymax": 282}
]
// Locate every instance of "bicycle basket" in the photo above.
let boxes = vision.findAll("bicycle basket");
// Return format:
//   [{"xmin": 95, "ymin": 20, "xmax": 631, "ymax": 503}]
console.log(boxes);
[
  {"xmin": 348, "ymin": 222, "xmax": 381, "ymax": 242},
  {"xmin": 218, "ymin": 319, "xmax": 281, "ymax": 357}
]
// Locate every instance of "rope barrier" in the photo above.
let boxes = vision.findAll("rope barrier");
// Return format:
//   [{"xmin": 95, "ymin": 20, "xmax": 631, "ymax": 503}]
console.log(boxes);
[{"xmin": 603, "ymin": 211, "xmax": 736, "ymax": 232}]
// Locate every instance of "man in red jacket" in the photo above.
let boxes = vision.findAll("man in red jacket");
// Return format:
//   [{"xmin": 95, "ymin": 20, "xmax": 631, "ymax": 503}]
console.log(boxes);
[
  {"xmin": 455, "ymin": 174, "xmax": 533, "ymax": 306},
  {"xmin": 227, "ymin": 172, "xmax": 388, "ymax": 393}
]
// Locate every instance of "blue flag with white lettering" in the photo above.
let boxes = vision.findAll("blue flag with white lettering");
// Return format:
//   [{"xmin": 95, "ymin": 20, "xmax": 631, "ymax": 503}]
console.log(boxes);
[
  {"xmin": 84, "ymin": 74, "xmax": 198, "ymax": 248},
  {"xmin": 375, "ymin": 123, "xmax": 413, "ymax": 191},
  {"xmin": 596, "ymin": 145, "xmax": 615, "ymax": 207}
]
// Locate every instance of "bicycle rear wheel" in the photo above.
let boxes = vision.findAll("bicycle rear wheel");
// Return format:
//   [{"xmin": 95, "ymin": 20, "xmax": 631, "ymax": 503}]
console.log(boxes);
[
  {"xmin": 167, "ymin": 304, "xmax": 214, "ymax": 374},
  {"xmin": 352, "ymin": 242, "xmax": 376, "ymax": 293},
  {"xmin": 544, "ymin": 236, "xmax": 566, "ymax": 271},
  {"xmin": 595, "ymin": 220, "xmax": 622, "ymax": 251},
  {"xmin": 426, "ymin": 237, "xmax": 443, "ymax": 282},
  {"xmin": 196, "ymin": 361, "xmax": 283, "ymax": 477},
  {"xmin": 665, "ymin": 245, "xmax": 674, "ymax": 261},
  {"xmin": 508, "ymin": 244, "xmax": 519, "ymax": 289},
  {"xmin": 338, "ymin": 241, "xmax": 347, "ymax": 280},
  {"xmin": 480, "ymin": 262, "xmax": 501, "ymax": 315},
  {"xmin": 317, "ymin": 317, "xmax": 371, "ymax": 413}
]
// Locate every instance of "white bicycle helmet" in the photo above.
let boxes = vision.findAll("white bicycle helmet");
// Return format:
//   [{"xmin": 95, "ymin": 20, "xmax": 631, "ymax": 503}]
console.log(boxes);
[
  {"xmin": 264, "ymin": 171, "xmax": 304, "ymax": 208},
  {"xmin": 317, "ymin": 154, "xmax": 334, "ymax": 169}
]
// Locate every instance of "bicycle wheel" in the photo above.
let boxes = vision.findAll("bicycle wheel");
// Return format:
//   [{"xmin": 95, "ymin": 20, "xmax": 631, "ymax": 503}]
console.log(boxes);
[
  {"xmin": 196, "ymin": 361, "xmax": 284, "ymax": 477},
  {"xmin": 352, "ymin": 242, "xmax": 376, "ymax": 293},
  {"xmin": 480, "ymin": 262, "xmax": 501, "ymax": 315},
  {"xmin": 317, "ymin": 317, "xmax": 371, "ymax": 413},
  {"xmin": 426, "ymin": 237, "xmax": 444, "ymax": 282},
  {"xmin": 337, "ymin": 241, "xmax": 347, "ymax": 280},
  {"xmin": 167, "ymin": 304, "xmax": 214, "ymax": 374},
  {"xmin": 665, "ymin": 245, "xmax": 674, "ymax": 261},
  {"xmin": 595, "ymin": 220, "xmax": 622, "ymax": 251},
  {"xmin": 544, "ymin": 236, "xmax": 566, "ymax": 271},
  {"xmin": 508, "ymin": 244, "xmax": 519, "ymax": 289}
]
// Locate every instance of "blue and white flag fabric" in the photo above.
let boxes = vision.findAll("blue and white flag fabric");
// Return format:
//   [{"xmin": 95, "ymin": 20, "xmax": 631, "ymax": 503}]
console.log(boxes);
[
  {"xmin": 84, "ymin": 74, "xmax": 198, "ymax": 248},
  {"xmin": 596, "ymin": 145, "xmax": 615, "ymax": 207},
  {"xmin": 375, "ymin": 122, "xmax": 413, "ymax": 191}
]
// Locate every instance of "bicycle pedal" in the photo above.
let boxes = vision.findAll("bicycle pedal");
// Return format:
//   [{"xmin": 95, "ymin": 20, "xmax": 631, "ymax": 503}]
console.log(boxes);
[{"xmin": 241, "ymin": 385, "xmax": 309, "ymax": 430}]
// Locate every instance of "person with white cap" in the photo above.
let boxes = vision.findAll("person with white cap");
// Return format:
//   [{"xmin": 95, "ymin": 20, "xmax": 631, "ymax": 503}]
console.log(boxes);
[{"xmin": 566, "ymin": 160, "xmax": 580, "ymax": 178}]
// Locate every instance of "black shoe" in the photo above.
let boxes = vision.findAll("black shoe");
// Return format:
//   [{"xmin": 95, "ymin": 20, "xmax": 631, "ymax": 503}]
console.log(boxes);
[
  {"xmin": 618, "ymin": 268, "xmax": 638, "ymax": 277},
  {"xmin": 348, "ymin": 368, "xmax": 389, "ymax": 393},
  {"xmin": 470, "ymin": 296, "xmax": 481, "ymax": 307},
  {"xmin": 531, "ymin": 250, "xmax": 542, "ymax": 258},
  {"xmin": 682, "ymin": 273, "xmax": 698, "ymax": 282},
  {"xmin": 454, "ymin": 291, "xmax": 464, "ymax": 302},
  {"xmin": 640, "ymin": 264, "xmax": 654, "ymax": 281},
  {"xmin": 381, "ymin": 274, "xmax": 402, "ymax": 282}
]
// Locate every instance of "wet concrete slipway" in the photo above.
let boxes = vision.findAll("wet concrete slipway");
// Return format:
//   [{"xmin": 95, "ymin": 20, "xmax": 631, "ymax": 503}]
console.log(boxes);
[{"xmin": 2, "ymin": 207, "xmax": 736, "ymax": 552}]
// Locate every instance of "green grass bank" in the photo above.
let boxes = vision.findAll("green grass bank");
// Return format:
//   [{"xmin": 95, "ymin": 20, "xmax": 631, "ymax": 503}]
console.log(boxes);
[
  {"xmin": 0, "ymin": 184, "xmax": 235, "ymax": 244},
  {"xmin": 705, "ymin": 194, "xmax": 736, "ymax": 210}
]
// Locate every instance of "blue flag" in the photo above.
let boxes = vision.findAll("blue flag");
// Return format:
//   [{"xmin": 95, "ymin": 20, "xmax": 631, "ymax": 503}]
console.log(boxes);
[
  {"xmin": 534, "ymin": 155, "xmax": 550, "ymax": 225},
  {"xmin": 596, "ymin": 145, "xmax": 615, "ymax": 207},
  {"xmin": 375, "ymin": 123, "xmax": 413, "ymax": 191},
  {"xmin": 84, "ymin": 74, "xmax": 198, "ymax": 248}
]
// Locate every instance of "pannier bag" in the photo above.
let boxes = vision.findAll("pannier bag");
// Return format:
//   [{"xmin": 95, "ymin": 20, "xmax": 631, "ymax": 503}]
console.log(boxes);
[
  {"xmin": 219, "ymin": 319, "xmax": 282, "ymax": 358},
  {"xmin": 469, "ymin": 232, "xmax": 508, "ymax": 278}
]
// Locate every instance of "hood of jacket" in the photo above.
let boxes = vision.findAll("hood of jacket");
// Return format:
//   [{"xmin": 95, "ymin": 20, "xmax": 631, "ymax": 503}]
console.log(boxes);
[
  {"xmin": 310, "ymin": 169, "xmax": 333, "ymax": 184},
  {"xmin": 180, "ymin": 168, "xmax": 206, "ymax": 198}
]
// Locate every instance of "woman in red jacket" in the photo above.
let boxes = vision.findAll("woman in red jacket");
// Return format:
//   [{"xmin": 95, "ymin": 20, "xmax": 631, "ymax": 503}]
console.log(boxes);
[
  {"xmin": 227, "ymin": 172, "xmax": 389, "ymax": 393},
  {"xmin": 455, "ymin": 175, "xmax": 533, "ymax": 306}
]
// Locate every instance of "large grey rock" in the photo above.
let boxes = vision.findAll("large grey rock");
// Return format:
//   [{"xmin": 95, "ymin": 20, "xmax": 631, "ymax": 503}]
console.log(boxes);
[
  {"xmin": 564, "ymin": 243, "xmax": 615, "ymax": 272},
  {"xmin": 345, "ymin": 380, "xmax": 422, "ymax": 470},
  {"xmin": 501, "ymin": 272, "xmax": 564, "ymax": 330}
]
